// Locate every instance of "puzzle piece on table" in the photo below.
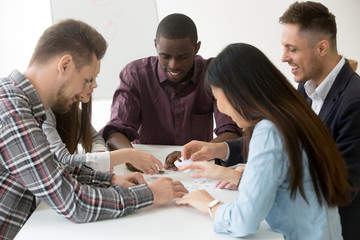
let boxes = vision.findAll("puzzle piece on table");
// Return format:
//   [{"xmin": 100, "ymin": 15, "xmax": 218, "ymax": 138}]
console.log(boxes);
[
  {"xmin": 184, "ymin": 178, "xmax": 217, "ymax": 190},
  {"xmin": 174, "ymin": 157, "xmax": 193, "ymax": 173}
]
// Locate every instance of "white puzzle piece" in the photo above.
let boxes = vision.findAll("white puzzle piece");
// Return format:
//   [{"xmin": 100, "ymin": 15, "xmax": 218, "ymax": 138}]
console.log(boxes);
[{"xmin": 174, "ymin": 157, "xmax": 193, "ymax": 173}]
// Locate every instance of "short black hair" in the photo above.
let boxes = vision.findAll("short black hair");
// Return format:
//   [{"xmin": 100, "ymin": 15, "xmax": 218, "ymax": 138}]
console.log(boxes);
[{"xmin": 155, "ymin": 13, "xmax": 198, "ymax": 45}]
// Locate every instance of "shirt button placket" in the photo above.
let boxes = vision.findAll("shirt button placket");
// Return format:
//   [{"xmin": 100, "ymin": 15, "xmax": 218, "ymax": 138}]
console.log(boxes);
[{"xmin": 174, "ymin": 95, "xmax": 182, "ymax": 145}]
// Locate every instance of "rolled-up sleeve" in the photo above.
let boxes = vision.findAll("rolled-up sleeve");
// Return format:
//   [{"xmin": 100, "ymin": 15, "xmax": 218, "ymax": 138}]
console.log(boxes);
[{"xmin": 213, "ymin": 100, "xmax": 242, "ymax": 136}]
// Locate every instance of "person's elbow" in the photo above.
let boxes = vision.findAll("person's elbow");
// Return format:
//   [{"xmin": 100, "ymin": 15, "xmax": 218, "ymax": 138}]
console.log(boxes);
[
  {"xmin": 214, "ymin": 220, "xmax": 259, "ymax": 237},
  {"xmin": 213, "ymin": 207, "xmax": 260, "ymax": 237}
]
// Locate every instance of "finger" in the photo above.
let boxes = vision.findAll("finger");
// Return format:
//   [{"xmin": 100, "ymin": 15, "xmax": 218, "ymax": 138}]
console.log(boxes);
[
  {"xmin": 122, "ymin": 179, "xmax": 136, "ymax": 187},
  {"xmin": 158, "ymin": 177, "xmax": 173, "ymax": 182},
  {"xmin": 148, "ymin": 163, "xmax": 158, "ymax": 175},
  {"xmin": 225, "ymin": 183, "xmax": 237, "ymax": 190},
  {"xmin": 189, "ymin": 172, "xmax": 204, "ymax": 179},
  {"xmin": 147, "ymin": 163, "xmax": 160, "ymax": 175},
  {"xmin": 165, "ymin": 154, "xmax": 177, "ymax": 165},
  {"xmin": 136, "ymin": 176, "xmax": 147, "ymax": 185},
  {"xmin": 175, "ymin": 195, "xmax": 190, "ymax": 205},
  {"xmin": 164, "ymin": 158, "xmax": 175, "ymax": 169},
  {"xmin": 171, "ymin": 180, "xmax": 186, "ymax": 188},
  {"xmin": 165, "ymin": 153, "xmax": 182, "ymax": 169},
  {"xmin": 178, "ymin": 165, "xmax": 190, "ymax": 171},
  {"xmin": 149, "ymin": 167, "xmax": 157, "ymax": 175},
  {"xmin": 164, "ymin": 162, "xmax": 174, "ymax": 170},
  {"xmin": 175, "ymin": 199, "xmax": 186, "ymax": 205},
  {"xmin": 216, "ymin": 181, "xmax": 228, "ymax": 189},
  {"xmin": 154, "ymin": 158, "xmax": 163, "ymax": 170},
  {"xmin": 127, "ymin": 177, "xmax": 139, "ymax": 185},
  {"xmin": 173, "ymin": 184, "xmax": 189, "ymax": 194},
  {"xmin": 178, "ymin": 163, "xmax": 193, "ymax": 171},
  {"xmin": 181, "ymin": 146, "xmax": 192, "ymax": 160},
  {"xmin": 165, "ymin": 151, "xmax": 176, "ymax": 161},
  {"xmin": 173, "ymin": 190, "xmax": 189, "ymax": 199},
  {"xmin": 144, "ymin": 160, "xmax": 160, "ymax": 174},
  {"xmin": 178, "ymin": 162, "xmax": 202, "ymax": 171},
  {"xmin": 142, "ymin": 168, "xmax": 150, "ymax": 175},
  {"xmin": 190, "ymin": 151, "xmax": 205, "ymax": 161}
]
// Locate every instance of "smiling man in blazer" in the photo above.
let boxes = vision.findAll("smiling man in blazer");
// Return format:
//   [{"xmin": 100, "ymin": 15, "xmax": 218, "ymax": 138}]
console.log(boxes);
[{"xmin": 280, "ymin": 2, "xmax": 360, "ymax": 239}]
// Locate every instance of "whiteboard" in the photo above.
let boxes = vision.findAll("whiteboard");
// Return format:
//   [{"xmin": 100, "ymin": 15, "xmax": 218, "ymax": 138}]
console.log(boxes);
[{"xmin": 50, "ymin": 0, "xmax": 159, "ymax": 99}]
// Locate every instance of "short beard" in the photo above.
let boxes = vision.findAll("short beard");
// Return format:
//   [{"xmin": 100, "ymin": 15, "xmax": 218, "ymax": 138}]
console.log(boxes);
[{"xmin": 51, "ymin": 85, "xmax": 73, "ymax": 114}]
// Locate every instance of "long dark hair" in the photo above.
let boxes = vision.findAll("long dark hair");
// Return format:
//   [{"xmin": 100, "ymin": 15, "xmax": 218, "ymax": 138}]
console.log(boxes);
[
  {"xmin": 206, "ymin": 43, "xmax": 350, "ymax": 206},
  {"xmin": 54, "ymin": 100, "xmax": 93, "ymax": 154}
]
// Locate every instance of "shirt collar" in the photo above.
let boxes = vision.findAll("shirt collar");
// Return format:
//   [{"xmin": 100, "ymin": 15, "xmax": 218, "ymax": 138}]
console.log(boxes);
[
  {"xmin": 9, "ymin": 69, "xmax": 46, "ymax": 121},
  {"xmin": 304, "ymin": 57, "xmax": 345, "ymax": 101},
  {"xmin": 157, "ymin": 56, "xmax": 199, "ymax": 85}
]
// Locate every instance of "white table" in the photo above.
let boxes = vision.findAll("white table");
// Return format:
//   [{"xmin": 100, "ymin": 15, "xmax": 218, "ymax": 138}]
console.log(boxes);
[{"xmin": 15, "ymin": 144, "xmax": 284, "ymax": 240}]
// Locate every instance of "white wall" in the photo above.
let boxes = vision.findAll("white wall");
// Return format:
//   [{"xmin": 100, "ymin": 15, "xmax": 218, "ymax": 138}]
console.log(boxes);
[
  {"xmin": 156, "ymin": 0, "xmax": 360, "ymax": 87},
  {"xmin": 0, "ymin": 0, "xmax": 52, "ymax": 77},
  {"xmin": 50, "ymin": 0, "xmax": 159, "ymax": 99},
  {"xmin": 1, "ymin": 0, "xmax": 359, "ymax": 90},
  {"xmin": 1, "ymin": 0, "xmax": 359, "ymax": 131}
]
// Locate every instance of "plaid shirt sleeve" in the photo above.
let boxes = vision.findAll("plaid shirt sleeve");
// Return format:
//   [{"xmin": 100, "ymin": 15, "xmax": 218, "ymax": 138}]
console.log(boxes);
[{"xmin": 0, "ymin": 78, "xmax": 153, "ymax": 239}]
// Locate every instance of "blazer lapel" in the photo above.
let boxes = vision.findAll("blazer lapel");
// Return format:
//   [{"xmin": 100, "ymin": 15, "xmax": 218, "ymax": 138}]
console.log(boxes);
[
  {"xmin": 318, "ymin": 60, "xmax": 354, "ymax": 121},
  {"xmin": 298, "ymin": 82, "xmax": 312, "ymax": 105}
]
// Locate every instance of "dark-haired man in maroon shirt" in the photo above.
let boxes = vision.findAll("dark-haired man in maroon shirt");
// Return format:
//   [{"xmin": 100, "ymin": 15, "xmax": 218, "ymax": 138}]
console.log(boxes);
[{"xmin": 101, "ymin": 13, "xmax": 241, "ymax": 171}]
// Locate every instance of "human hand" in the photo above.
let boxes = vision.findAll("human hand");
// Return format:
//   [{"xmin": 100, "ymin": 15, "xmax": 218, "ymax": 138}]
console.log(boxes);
[
  {"xmin": 179, "ymin": 161, "xmax": 225, "ymax": 180},
  {"xmin": 148, "ymin": 177, "xmax": 188, "ymax": 205},
  {"xmin": 164, "ymin": 151, "xmax": 181, "ymax": 170},
  {"xmin": 113, "ymin": 148, "xmax": 163, "ymax": 175},
  {"xmin": 215, "ymin": 180, "xmax": 238, "ymax": 190},
  {"xmin": 111, "ymin": 172, "xmax": 147, "ymax": 187},
  {"xmin": 181, "ymin": 140, "xmax": 228, "ymax": 161},
  {"xmin": 180, "ymin": 161, "xmax": 243, "ymax": 185},
  {"xmin": 215, "ymin": 165, "xmax": 245, "ymax": 189},
  {"xmin": 176, "ymin": 190, "xmax": 218, "ymax": 214}
]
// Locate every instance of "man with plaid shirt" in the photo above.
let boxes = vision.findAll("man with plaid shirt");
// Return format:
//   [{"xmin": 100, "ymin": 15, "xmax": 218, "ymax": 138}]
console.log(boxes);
[{"xmin": 0, "ymin": 19, "xmax": 187, "ymax": 240}]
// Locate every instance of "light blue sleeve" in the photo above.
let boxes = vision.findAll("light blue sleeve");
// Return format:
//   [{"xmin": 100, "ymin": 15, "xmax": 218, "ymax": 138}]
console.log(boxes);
[{"xmin": 213, "ymin": 120, "xmax": 289, "ymax": 237}]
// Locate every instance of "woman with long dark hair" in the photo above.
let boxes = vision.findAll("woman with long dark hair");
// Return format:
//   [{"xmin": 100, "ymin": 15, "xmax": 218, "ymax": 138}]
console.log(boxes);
[{"xmin": 176, "ymin": 43, "xmax": 350, "ymax": 239}]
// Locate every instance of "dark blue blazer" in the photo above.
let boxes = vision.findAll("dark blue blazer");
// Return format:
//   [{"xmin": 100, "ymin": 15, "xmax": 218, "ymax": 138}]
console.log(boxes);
[
  {"xmin": 298, "ymin": 60, "xmax": 360, "ymax": 199},
  {"xmin": 299, "ymin": 59, "xmax": 360, "ymax": 240}
]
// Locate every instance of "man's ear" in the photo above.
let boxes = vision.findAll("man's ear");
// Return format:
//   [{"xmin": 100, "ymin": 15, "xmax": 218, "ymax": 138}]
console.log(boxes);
[
  {"xmin": 154, "ymin": 39, "xmax": 158, "ymax": 49},
  {"xmin": 58, "ymin": 55, "xmax": 72, "ymax": 73},
  {"xmin": 317, "ymin": 40, "xmax": 329, "ymax": 57},
  {"xmin": 195, "ymin": 41, "xmax": 201, "ymax": 54}
]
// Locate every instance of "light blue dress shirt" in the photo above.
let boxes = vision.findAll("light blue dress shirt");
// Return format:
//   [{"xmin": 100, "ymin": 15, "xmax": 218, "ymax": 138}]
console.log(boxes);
[{"xmin": 214, "ymin": 120, "xmax": 342, "ymax": 239}]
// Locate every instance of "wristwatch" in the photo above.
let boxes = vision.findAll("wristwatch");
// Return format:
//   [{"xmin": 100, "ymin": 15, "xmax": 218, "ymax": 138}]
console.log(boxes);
[{"xmin": 207, "ymin": 199, "xmax": 220, "ymax": 218}]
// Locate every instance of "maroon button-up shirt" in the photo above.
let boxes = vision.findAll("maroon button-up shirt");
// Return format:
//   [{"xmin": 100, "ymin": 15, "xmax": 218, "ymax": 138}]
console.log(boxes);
[{"xmin": 101, "ymin": 55, "xmax": 241, "ymax": 145}]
